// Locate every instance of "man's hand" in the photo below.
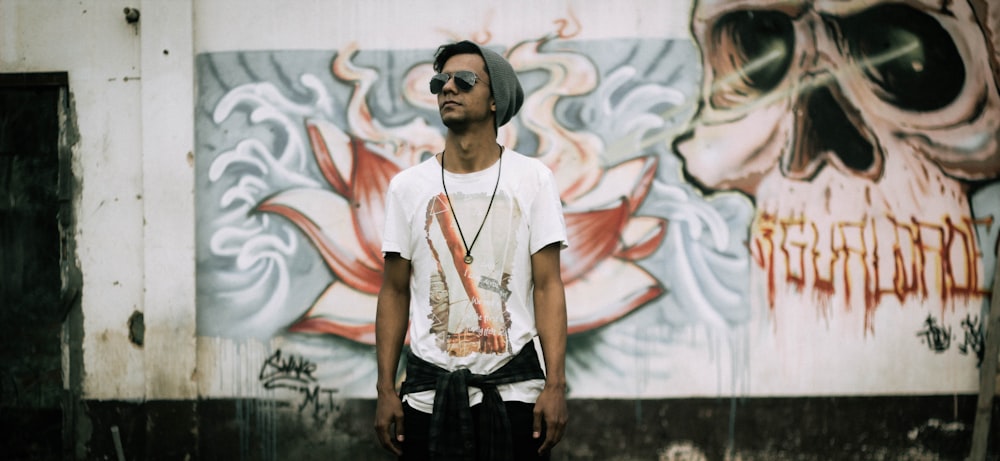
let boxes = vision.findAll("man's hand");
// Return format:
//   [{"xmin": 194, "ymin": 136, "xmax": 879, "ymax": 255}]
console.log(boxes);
[
  {"xmin": 532, "ymin": 384, "xmax": 568, "ymax": 454},
  {"xmin": 374, "ymin": 391, "xmax": 405, "ymax": 456}
]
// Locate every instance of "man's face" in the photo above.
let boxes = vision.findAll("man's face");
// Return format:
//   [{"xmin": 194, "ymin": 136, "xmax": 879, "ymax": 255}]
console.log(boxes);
[{"xmin": 437, "ymin": 53, "xmax": 495, "ymax": 130}]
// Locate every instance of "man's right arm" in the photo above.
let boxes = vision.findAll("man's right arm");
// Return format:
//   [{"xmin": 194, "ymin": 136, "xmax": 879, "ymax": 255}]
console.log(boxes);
[{"xmin": 374, "ymin": 253, "xmax": 411, "ymax": 456}]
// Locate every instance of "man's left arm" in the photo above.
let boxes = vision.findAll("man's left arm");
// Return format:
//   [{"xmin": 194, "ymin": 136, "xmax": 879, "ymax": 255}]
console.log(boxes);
[{"xmin": 530, "ymin": 242, "xmax": 568, "ymax": 454}]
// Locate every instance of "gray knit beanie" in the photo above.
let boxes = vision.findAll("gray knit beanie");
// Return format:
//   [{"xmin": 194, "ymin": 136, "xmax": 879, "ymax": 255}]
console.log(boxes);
[{"xmin": 468, "ymin": 42, "xmax": 524, "ymax": 131}]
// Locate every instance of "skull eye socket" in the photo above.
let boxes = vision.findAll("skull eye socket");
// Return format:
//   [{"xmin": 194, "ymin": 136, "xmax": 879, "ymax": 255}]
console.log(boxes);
[
  {"xmin": 709, "ymin": 10, "xmax": 794, "ymax": 107},
  {"xmin": 839, "ymin": 4, "xmax": 964, "ymax": 112}
]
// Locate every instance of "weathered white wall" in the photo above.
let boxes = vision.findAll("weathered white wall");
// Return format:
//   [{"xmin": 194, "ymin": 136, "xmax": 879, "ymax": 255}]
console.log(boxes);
[
  {"xmin": 193, "ymin": 0, "xmax": 692, "ymax": 53},
  {"xmin": 138, "ymin": 1, "xmax": 197, "ymax": 400},
  {"xmin": 1, "ymin": 0, "xmax": 196, "ymax": 400},
  {"xmin": 2, "ymin": 0, "xmax": 694, "ymax": 403},
  {"xmin": 4, "ymin": 0, "xmax": 993, "ymax": 404}
]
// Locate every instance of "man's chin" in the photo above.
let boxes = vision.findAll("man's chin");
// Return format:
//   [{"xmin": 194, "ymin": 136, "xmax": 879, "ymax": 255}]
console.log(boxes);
[{"xmin": 441, "ymin": 116, "xmax": 466, "ymax": 130}]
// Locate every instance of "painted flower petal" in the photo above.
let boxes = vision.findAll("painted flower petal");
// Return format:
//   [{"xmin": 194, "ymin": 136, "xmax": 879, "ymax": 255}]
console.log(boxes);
[
  {"xmin": 288, "ymin": 281, "xmax": 417, "ymax": 346},
  {"xmin": 566, "ymin": 258, "xmax": 665, "ymax": 333},
  {"xmin": 287, "ymin": 281, "xmax": 378, "ymax": 344},
  {"xmin": 307, "ymin": 118, "xmax": 400, "ymax": 264},
  {"xmin": 561, "ymin": 200, "xmax": 628, "ymax": 283},
  {"xmin": 306, "ymin": 118, "xmax": 353, "ymax": 196},
  {"xmin": 616, "ymin": 216, "xmax": 668, "ymax": 260},
  {"xmin": 257, "ymin": 188, "xmax": 383, "ymax": 294},
  {"xmin": 560, "ymin": 156, "xmax": 665, "ymax": 280},
  {"xmin": 349, "ymin": 136, "xmax": 399, "ymax": 264},
  {"xmin": 566, "ymin": 157, "xmax": 656, "ymax": 213}
]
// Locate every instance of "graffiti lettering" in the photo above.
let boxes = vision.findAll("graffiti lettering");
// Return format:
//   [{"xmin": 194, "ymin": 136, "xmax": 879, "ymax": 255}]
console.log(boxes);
[
  {"xmin": 752, "ymin": 213, "xmax": 992, "ymax": 329},
  {"xmin": 259, "ymin": 349, "xmax": 317, "ymax": 388},
  {"xmin": 957, "ymin": 314, "xmax": 985, "ymax": 367},
  {"xmin": 916, "ymin": 315, "xmax": 952, "ymax": 353},
  {"xmin": 258, "ymin": 350, "xmax": 340, "ymax": 419},
  {"xmin": 297, "ymin": 385, "xmax": 340, "ymax": 419}
]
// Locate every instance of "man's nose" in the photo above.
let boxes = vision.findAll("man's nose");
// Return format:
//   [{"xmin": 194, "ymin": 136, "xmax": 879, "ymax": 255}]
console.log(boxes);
[{"xmin": 441, "ymin": 75, "xmax": 459, "ymax": 93}]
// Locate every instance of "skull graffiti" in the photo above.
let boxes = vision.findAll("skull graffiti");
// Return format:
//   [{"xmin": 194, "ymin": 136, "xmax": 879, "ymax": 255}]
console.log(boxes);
[{"xmin": 675, "ymin": 0, "xmax": 1000, "ymax": 324}]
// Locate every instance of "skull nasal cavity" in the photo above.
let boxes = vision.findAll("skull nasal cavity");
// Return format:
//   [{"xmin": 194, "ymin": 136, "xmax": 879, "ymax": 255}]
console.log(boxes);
[{"xmin": 787, "ymin": 86, "xmax": 875, "ymax": 180}]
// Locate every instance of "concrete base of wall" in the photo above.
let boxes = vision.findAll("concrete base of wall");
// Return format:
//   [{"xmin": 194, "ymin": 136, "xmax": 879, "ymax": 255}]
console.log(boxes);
[
  {"xmin": 1, "ymin": 407, "xmax": 62, "ymax": 460},
  {"xmin": 10, "ymin": 395, "xmax": 996, "ymax": 460}
]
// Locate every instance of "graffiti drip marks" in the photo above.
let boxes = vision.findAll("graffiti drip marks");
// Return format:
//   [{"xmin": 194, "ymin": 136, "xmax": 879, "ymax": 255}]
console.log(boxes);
[{"xmin": 752, "ymin": 212, "xmax": 992, "ymax": 330}]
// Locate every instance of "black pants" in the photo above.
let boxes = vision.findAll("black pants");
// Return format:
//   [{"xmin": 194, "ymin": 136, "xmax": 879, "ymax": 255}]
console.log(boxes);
[{"xmin": 400, "ymin": 401, "xmax": 549, "ymax": 461}]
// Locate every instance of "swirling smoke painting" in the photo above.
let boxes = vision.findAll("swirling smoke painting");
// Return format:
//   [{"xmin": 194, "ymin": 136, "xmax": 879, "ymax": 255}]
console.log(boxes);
[{"xmin": 195, "ymin": 1, "xmax": 999, "ymax": 399}]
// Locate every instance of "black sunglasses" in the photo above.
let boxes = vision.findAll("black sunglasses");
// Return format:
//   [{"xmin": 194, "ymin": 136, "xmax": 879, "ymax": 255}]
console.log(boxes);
[{"xmin": 429, "ymin": 71, "xmax": 479, "ymax": 94}]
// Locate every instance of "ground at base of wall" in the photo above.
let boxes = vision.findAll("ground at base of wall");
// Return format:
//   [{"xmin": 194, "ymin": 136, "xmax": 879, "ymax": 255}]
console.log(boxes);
[
  {"xmin": 0, "ymin": 407, "xmax": 62, "ymax": 460},
  {"xmin": 3, "ymin": 395, "xmax": 997, "ymax": 460},
  {"xmin": 560, "ymin": 396, "xmax": 996, "ymax": 461}
]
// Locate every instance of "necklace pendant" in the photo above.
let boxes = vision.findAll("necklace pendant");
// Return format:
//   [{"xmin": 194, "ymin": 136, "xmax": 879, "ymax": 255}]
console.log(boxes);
[{"xmin": 464, "ymin": 254, "xmax": 474, "ymax": 264}]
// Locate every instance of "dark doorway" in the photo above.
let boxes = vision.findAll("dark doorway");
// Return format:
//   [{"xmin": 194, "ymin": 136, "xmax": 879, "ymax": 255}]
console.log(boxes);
[{"xmin": 0, "ymin": 72, "xmax": 70, "ymax": 460}]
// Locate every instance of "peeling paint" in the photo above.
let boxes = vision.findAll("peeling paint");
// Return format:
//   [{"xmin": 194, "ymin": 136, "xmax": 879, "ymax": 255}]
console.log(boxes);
[{"xmin": 128, "ymin": 311, "xmax": 144, "ymax": 347}]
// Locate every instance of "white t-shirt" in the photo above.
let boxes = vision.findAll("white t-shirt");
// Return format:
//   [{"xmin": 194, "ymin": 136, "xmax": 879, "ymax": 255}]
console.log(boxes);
[{"xmin": 381, "ymin": 149, "xmax": 568, "ymax": 413}]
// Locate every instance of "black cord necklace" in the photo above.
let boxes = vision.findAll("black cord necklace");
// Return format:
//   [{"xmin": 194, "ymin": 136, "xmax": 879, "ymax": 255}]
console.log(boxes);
[{"xmin": 440, "ymin": 145, "xmax": 503, "ymax": 264}]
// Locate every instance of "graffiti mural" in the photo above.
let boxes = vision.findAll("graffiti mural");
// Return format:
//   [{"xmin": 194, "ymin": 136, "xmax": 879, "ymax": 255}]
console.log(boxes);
[
  {"xmin": 675, "ymin": 0, "xmax": 999, "ymax": 390},
  {"xmin": 196, "ymin": 1, "xmax": 997, "ymax": 398}
]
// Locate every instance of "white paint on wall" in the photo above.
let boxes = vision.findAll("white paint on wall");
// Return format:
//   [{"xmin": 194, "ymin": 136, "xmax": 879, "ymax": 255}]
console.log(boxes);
[
  {"xmin": 193, "ymin": 0, "xmax": 694, "ymax": 53},
  {"xmin": 140, "ymin": 0, "xmax": 198, "ymax": 400},
  {"xmin": 2, "ymin": 0, "xmax": 148, "ymax": 400},
  {"xmin": 3, "ymin": 0, "xmax": 987, "ymax": 402},
  {"xmin": 747, "ymin": 296, "xmax": 980, "ymax": 396},
  {"xmin": 1, "ymin": 0, "xmax": 198, "ymax": 400}
]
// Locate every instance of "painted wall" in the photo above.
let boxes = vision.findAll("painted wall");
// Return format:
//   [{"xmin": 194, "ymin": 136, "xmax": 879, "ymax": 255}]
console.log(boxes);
[
  {"xmin": 195, "ymin": 0, "xmax": 997, "ymax": 405},
  {"xmin": 3, "ymin": 0, "xmax": 996, "ymax": 419},
  {"xmin": 1, "ymin": 0, "xmax": 197, "ymax": 402}
]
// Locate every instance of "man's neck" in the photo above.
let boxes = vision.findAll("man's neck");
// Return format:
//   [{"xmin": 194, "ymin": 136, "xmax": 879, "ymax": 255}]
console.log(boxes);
[{"xmin": 442, "ymin": 131, "xmax": 501, "ymax": 174}]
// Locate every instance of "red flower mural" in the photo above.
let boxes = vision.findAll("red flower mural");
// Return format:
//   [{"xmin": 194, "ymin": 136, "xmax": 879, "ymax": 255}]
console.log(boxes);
[{"xmin": 257, "ymin": 42, "xmax": 667, "ymax": 344}]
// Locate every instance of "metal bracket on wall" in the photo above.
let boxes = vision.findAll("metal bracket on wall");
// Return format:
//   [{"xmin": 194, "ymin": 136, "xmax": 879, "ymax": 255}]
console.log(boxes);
[{"xmin": 123, "ymin": 7, "xmax": 139, "ymax": 24}]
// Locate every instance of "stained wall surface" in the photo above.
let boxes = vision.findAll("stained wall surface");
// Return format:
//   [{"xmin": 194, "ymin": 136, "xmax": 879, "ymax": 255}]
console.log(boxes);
[
  {"xmin": 194, "ymin": 0, "xmax": 994, "ymax": 400},
  {"xmin": 2, "ymin": 0, "xmax": 998, "ymax": 459}
]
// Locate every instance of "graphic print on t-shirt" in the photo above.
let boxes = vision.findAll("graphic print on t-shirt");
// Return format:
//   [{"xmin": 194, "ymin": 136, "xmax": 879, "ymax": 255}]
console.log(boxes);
[{"xmin": 424, "ymin": 191, "xmax": 522, "ymax": 357}]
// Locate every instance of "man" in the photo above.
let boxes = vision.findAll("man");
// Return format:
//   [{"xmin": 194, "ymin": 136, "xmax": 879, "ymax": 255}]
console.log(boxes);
[{"xmin": 374, "ymin": 40, "xmax": 569, "ymax": 461}]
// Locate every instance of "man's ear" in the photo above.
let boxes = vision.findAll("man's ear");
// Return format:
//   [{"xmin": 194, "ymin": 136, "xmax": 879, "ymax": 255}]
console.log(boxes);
[{"xmin": 490, "ymin": 97, "xmax": 496, "ymax": 112}]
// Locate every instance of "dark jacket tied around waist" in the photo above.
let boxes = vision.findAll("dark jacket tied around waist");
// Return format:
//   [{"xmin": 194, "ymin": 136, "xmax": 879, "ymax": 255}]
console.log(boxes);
[{"xmin": 399, "ymin": 343, "xmax": 546, "ymax": 461}]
